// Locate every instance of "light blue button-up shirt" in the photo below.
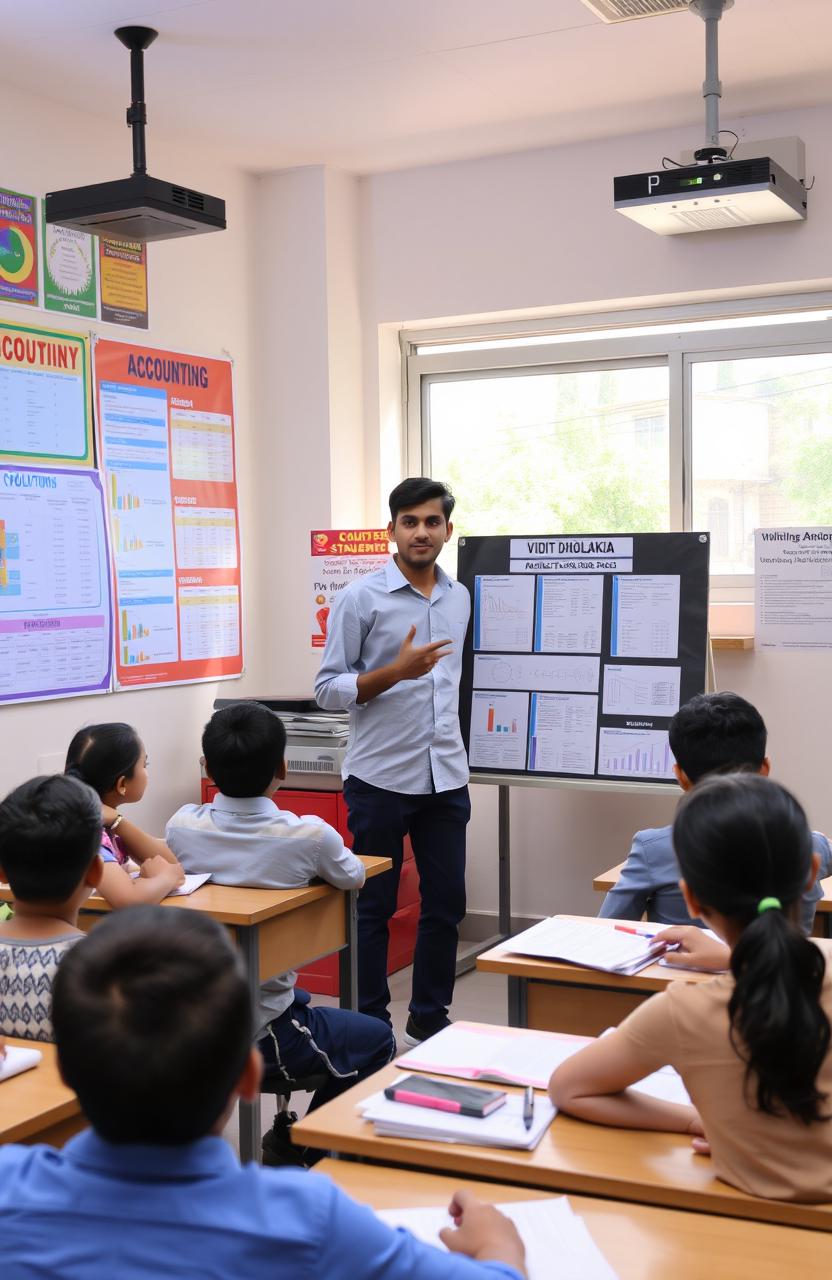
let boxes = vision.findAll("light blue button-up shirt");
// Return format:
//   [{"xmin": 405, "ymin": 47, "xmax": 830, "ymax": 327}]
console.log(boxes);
[
  {"xmin": 0, "ymin": 1131, "xmax": 522, "ymax": 1279},
  {"xmin": 315, "ymin": 557, "xmax": 470, "ymax": 794}
]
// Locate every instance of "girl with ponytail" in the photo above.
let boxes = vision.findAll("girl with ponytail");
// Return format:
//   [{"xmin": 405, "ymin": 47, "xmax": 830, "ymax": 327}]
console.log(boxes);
[
  {"xmin": 549, "ymin": 773, "xmax": 832, "ymax": 1201},
  {"xmin": 65, "ymin": 723, "xmax": 184, "ymax": 907}
]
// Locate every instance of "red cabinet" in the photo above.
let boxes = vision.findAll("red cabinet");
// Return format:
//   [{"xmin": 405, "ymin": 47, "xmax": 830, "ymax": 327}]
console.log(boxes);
[{"xmin": 199, "ymin": 781, "xmax": 418, "ymax": 994}]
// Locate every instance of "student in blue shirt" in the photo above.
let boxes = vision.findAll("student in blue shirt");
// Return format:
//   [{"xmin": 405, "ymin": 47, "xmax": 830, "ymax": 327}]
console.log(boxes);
[
  {"xmin": 315, "ymin": 478, "xmax": 471, "ymax": 1046},
  {"xmin": 598, "ymin": 691, "xmax": 832, "ymax": 933},
  {"xmin": 0, "ymin": 908, "xmax": 527, "ymax": 1280},
  {"xmin": 166, "ymin": 702, "xmax": 396, "ymax": 1165}
]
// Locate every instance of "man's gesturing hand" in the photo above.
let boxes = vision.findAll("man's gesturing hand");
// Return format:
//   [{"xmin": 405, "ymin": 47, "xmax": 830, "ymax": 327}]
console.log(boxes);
[{"xmin": 394, "ymin": 624, "xmax": 453, "ymax": 680}]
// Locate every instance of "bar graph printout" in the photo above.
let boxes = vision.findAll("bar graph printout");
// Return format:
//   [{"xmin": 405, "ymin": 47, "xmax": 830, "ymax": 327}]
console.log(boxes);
[
  {"xmin": 94, "ymin": 339, "xmax": 242, "ymax": 689},
  {"xmin": 0, "ymin": 465, "xmax": 112, "ymax": 703},
  {"xmin": 458, "ymin": 532, "xmax": 709, "ymax": 785}
]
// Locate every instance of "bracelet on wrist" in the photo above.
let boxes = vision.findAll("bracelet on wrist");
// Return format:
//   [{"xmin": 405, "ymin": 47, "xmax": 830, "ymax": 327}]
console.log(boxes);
[{"xmin": 106, "ymin": 813, "xmax": 124, "ymax": 833}]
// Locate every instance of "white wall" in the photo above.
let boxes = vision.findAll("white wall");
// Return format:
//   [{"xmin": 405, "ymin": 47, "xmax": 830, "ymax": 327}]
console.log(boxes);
[
  {"xmin": 356, "ymin": 103, "xmax": 832, "ymax": 923},
  {"xmin": 0, "ymin": 82, "xmax": 257, "ymax": 835}
]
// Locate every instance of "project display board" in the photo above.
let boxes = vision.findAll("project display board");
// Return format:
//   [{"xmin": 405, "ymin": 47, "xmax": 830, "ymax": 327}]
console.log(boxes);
[
  {"xmin": 457, "ymin": 533, "xmax": 710, "ymax": 785},
  {"xmin": 94, "ymin": 338, "xmax": 242, "ymax": 690}
]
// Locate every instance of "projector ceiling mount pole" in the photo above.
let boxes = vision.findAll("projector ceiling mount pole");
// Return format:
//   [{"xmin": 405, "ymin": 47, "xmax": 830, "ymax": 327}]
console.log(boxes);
[
  {"xmin": 114, "ymin": 25, "xmax": 158, "ymax": 177},
  {"xmin": 689, "ymin": 0, "xmax": 733, "ymax": 162}
]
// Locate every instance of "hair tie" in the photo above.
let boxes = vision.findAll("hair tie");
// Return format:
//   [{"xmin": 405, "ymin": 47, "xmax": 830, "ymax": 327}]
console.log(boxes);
[{"xmin": 757, "ymin": 896, "xmax": 782, "ymax": 914}]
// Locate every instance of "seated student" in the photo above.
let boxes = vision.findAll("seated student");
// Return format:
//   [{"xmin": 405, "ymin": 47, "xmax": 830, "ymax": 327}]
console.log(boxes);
[
  {"xmin": 0, "ymin": 907, "xmax": 526, "ymax": 1278},
  {"xmin": 0, "ymin": 775, "xmax": 103, "ymax": 1041},
  {"xmin": 65, "ymin": 722, "xmax": 184, "ymax": 906},
  {"xmin": 551, "ymin": 773, "xmax": 832, "ymax": 1203},
  {"xmin": 598, "ymin": 692, "xmax": 832, "ymax": 931},
  {"xmin": 166, "ymin": 702, "xmax": 396, "ymax": 1163}
]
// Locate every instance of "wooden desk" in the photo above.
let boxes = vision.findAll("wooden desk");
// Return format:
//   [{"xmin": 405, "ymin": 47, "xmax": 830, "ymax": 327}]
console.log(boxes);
[
  {"xmin": 317, "ymin": 1160, "xmax": 831, "ymax": 1279},
  {"xmin": 294, "ymin": 1059, "xmax": 832, "ymax": 1232},
  {"xmin": 0, "ymin": 1039, "xmax": 83, "ymax": 1147},
  {"xmin": 1, "ymin": 855, "xmax": 392, "ymax": 1163},
  {"xmin": 593, "ymin": 866, "xmax": 832, "ymax": 938},
  {"xmin": 477, "ymin": 916, "xmax": 712, "ymax": 1032}
]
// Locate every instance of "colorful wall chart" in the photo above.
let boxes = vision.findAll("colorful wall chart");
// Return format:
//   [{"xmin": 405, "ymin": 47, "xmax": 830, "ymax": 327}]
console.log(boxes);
[
  {"xmin": 309, "ymin": 528, "xmax": 390, "ymax": 649},
  {"xmin": 41, "ymin": 211, "xmax": 97, "ymax": 319},
  {"xmin": 0, "ymin": 190, "xmax": 38, "ymax": 308},
  {"xmin": 0, "ymin": 465, "xmax": 112, "ymax": 703},
  {"xmin": 458, "ymin": 533, "xmax": 710, "ymax": 786},
  {"xmin": 0, "ymin": 320, "xmax": 93, "ymax": 468},
  {"xmin": 94, "ymin": 338, "xmax": 242, "ymax": 689},
  {"xmin": 99, "ymin": 238, "xmax": 148, "ymax": 328}
]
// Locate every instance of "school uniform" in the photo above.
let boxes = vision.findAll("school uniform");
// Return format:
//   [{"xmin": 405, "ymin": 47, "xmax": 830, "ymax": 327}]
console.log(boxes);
[
  {"xmin": 598, "ymin": 824, "xmax": 832, "ymax": 932},
  {"xmin": 166, "ymin": 794, "xmax": 394, "ymax": 1108}
]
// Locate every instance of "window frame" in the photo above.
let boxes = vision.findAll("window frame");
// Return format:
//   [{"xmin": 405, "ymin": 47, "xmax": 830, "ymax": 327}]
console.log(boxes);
[{"xmin": 403, "ymin": 296, "xmax": 832, "ymax": 600}]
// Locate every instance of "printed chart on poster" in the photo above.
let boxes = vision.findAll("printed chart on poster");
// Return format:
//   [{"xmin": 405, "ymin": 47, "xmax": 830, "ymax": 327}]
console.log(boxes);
[
  {"xmin": 94, "ymin": 339, "xmax": 242, "ymax": 689},
  {"xmin": 0, "ymin": 465, "xmax": 112, "ymax": 703},
  {"xmin": 0, "ymin": 320, "xmax": 93, "ymax": 467},
  {"xmin": 458, "ymin": 533, "xmax": 710, "ymax": 786},
  {"xmin": 309, "ymin": 529, "xmax": 389, "ymax": 649}
]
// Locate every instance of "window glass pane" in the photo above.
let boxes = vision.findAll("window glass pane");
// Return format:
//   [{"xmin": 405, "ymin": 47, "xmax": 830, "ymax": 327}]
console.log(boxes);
[
  {"xmin": 692, "ymin": 353, "xmax": 832, "ymax": 575},
  {"xmin": 428, "ymin": 366, "xmax": 669, "ymax": 574}
]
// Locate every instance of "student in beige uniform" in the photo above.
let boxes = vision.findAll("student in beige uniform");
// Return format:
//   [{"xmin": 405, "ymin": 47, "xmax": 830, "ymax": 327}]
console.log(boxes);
[{"xmin": 550, "ymin": 773, "xmax": 832, "ymax": 1203}]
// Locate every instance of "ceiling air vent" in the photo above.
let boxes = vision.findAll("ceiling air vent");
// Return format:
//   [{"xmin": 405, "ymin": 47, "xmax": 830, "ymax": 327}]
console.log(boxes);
[{"xmin": 580, "ymin": 0, "xmax": 689, "ymax": 21}]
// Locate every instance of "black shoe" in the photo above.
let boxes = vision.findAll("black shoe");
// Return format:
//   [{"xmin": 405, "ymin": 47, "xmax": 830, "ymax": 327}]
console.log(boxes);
[
  {"xmin": 402, "ymin": 1014, "xmax": 451, "ymax": 1048},
  {"xmin": 261, "ymin": 1111, "xmax": 310, "ymax": 1169}
]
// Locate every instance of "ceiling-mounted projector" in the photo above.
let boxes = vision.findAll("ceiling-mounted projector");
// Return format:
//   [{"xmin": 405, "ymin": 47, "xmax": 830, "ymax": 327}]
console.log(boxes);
[
  {"xmin": 46, "ymin": 27, "xmax": 225, "ymax": 243},
  {"xmin": 613, "ymin": 0, "xmax": 808, "ymax": 234}
]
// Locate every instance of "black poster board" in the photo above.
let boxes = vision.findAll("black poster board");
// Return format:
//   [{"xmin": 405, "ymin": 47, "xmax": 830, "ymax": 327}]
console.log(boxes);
[{"xmin": 457, "ymin": 532, "xmax": 710, "ymax": 787}]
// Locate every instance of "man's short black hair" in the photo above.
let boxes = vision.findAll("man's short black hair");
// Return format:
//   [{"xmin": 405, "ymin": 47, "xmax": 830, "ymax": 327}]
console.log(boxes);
[
  {"xmin": 52, "ymin": 907, "xmax": 252, "ymax": 1145},
  {"xmin": 389, "ymin": 477, "xmax": 455, "ymax": 523},
  {"xmin": 0, "ymin": 775, "xmax": 101, "ymax": 902},
  {"xmin": 668, "ymin": 691, "xmax": 767, "ymax": 783},
  {"xmin": 202, "ymin": 701, "xmax": 286, "ymax": 798}
]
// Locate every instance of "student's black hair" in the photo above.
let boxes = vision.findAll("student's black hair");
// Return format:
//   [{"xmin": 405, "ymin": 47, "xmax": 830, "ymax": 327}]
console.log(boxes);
[
  {"xmin": 388, "ymin": 477, "xmax": 455, "ymax": 523},
  {"xmin": 64, "ymin": 722, "xmax": 143, "ymax": 799},
  {"xmin": 52, "ymin": 906, "xmax": 253, "ymax": 1145},
  {"xmin": 673, "ymin": 773, "xmax": 830, "ymax": 1125},
  {"xmin": 0, "ymin": 775, "xmax": 102, "ymax": 903},
  {"xmin": 202, "ymin": 701, "xmax": 287, "ymax": 798},
  {"xmin": 667, "ymin": 692, "xmax": 767, "ymax": 783}
]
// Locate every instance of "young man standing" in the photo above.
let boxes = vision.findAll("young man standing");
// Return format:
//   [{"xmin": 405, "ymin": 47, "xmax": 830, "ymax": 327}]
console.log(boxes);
[{"xmin": 315, "ymin": 478, "xmax": 470, "ymax": 1045}]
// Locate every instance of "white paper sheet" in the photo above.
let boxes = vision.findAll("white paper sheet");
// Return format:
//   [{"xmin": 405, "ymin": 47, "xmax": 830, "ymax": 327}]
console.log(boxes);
[
  {"xmin": 528, "ymin": 692, "xmax": 597, "ymax": 775},
  {"xmin": 611, "ymin": 575, "xmax": 680, "ymax": 659},
  {"xmin": 167, "ymin": 872, "xmax": 212, "ymax": 897},
  {"xmin": 0, "ymin": 1044, "xmax": 42, "ymax": 1082},
  {"xmin": 506, "ymin": 916, "xmax": 662, "ymax": 974},
  {"xmin": 398, "ymin": 1022, "xmax": 588, "ymax": 1088},
  {"xmin": 376, "ymin": 1195, "xmax": 619, "ymax": 1280},
  {"xmin": 602, "ymin": 663, "xmax": 681, "ymax": 717},
  {"xmin": 473, "ymin": 575, "xmax": 536, "ymax": 651},
  {"xmin": 360, "ymin": 1084, "xmax": 555, "ymax": 1150},
  {"xmin": 534, "ymin": 575, "xmax": 604, "ymax": 653},
  {"xmin": 468, "ymin": 690, "xmax": 529, "ymax": 770}
]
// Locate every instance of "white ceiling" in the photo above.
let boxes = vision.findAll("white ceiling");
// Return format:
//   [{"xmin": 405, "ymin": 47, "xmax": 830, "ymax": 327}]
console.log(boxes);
[{"xmin": 5, "ymin": 0, "xmax": 832, "ymax": 174}]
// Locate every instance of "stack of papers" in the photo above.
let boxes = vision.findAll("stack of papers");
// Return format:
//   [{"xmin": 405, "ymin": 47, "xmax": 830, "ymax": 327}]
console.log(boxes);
[
  {"xmin": 506, "ymin": 916, "xmax": 665, "ymax": 975},
  {"xmin": 359, "ymin": 1079, "xmax": 555, "ymax": 1150},
  {"xmin": 0, "ymin": 1044, "xmax": 42, "ymax": 1083},
  {"xmin": 398, "ymin": 1023, "xmax": 691, "ymax": 1106},
  {"xmin": 376, "ymin": 1195, "xmax": 618, "ymax": 1280}
]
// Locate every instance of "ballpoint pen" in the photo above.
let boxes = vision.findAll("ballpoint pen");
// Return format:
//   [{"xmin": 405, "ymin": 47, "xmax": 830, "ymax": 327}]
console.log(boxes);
[{"xmin": 523, "ymin": 1085, "xmax": 534, "ymax": 1131}]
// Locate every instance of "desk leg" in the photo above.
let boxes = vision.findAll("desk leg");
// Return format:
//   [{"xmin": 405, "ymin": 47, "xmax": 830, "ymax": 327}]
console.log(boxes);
[
  {"xmin": 339, "ymin": 888, "xmax": 358, "ymax": 1011},
  {"xmin": 237, "ymin": 924, "xmax": 261, "ymax": 1164},
  {"xmin": 507, "ymin": 975, "xmax": 527, "ymax": 1028}
]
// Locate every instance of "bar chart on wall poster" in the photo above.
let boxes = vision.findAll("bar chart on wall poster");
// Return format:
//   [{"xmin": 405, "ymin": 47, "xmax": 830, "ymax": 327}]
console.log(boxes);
[
  {"xmin": 458, "ymin": 533, "xmax": 709, "ymax": 785},
  {"xmin": 94, "ymin": 338, "xmax": 242, "ymax": 689}
]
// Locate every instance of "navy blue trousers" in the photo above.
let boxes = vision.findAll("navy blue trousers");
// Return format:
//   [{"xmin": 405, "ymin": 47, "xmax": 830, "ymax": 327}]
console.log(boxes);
[
  {"xmin": 258, "ymin": 990, "xmax": 396, "ymax": 1112},
  {"xmin": 343, "ymin": 775, "xmax": 470, "ymax": 1029}
]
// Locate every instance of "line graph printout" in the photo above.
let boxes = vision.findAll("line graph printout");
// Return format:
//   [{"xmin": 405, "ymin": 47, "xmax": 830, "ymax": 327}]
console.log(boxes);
[
  {"xmin": 602, "ymin": 664, "xmax": 681, "ymax": 717},
  {"xmin": 474, "ymin": 652, "xmax": 599, "ymax": 693},
  {"xmin": 473, "ymin": 575, "xmax": 535, "ymax": 651},
  {"xmin": 598, "ymin": 727, "xmax": 675, "ymax": 780},
  {"xmin": 611, "ymin": 575, "xmax": 680, "ymax": 659},
  {"xmin": 528, "ymin": 693, "xmax": 598, "ymax": 775},
  {"xmin": 469, "ymin": 690, "xmax": 529, "ymax": 769},
  {"xmin": 534, "ymin": 575, "xmax": 603, "ymax": 653}
]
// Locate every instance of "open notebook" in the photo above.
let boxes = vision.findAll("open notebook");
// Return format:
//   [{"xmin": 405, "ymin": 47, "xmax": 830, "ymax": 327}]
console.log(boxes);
[
  {"xmin": 397, "ymin": 1022, "xmax": 690, "ymax": 1105},
  {"xmin": 505, "ymin": 916, "xmax": 667, "ymax": 974},
  {"xmin": 376, "ymin": 1195, "xmax": 618, "ymax": 1280}
]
